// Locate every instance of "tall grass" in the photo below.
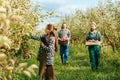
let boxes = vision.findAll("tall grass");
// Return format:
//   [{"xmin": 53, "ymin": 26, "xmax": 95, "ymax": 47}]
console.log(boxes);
[
  {"xmin": 54, "ymin": 44, "xmax": 120, "ymax": 80},
  {"xmin": 19, "ymin": 44, "xmax": 120, "ymax": 80}
]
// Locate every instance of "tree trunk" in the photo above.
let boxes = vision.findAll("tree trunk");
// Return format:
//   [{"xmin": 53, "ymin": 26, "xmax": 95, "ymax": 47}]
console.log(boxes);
[{"xmin": 111, "ymin": 43, "xmax": 117, "ymax": 53}]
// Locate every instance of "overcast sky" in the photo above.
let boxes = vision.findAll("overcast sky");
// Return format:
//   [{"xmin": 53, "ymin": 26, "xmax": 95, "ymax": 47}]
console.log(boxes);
[{"xmin": 30, "ymin": 0, "xmax": 115, "ymax": 30}]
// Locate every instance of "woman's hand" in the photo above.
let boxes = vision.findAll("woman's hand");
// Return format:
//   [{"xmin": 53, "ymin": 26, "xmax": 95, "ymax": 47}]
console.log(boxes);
[
  {"xmin": 40, "ymin": 42, "xmax": 44, "ymax": 46},
  {"xmin": 58, "ymin": 38, "xmax": 61, "ymax": 40}
]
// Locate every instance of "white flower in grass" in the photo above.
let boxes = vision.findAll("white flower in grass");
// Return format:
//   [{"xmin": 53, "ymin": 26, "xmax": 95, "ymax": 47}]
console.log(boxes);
[
  {"xmin": 18, "ymin": 63, "xmax": 28, "ymax": 68},
  {"xmin": 23, "ymin": 70, "xmax": 31, "ymax": 78},
  {"xmin": 29, "ymin": 64, "xmax": 38, "ymax": 69},
  {"xmin": 27, "ymin": 67, "xmax": 36, "ymax": 76}
]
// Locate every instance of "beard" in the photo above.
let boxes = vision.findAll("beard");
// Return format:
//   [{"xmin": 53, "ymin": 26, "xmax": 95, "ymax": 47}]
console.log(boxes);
[{"xmin": 90, "ymin": 28, "xmax": 94, "ymax": 31}]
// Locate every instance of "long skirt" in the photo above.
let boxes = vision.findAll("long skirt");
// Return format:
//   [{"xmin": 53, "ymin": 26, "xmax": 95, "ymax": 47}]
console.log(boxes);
[
  {"xmin": 38, "ymin": 50, "xmax": 55, "ymax": 80},
  {"xmin": 38, "ymin": 50, "xmax": 46, "ymax": 80},
  {"xmin": 45, "ymin": 65, "xmax": 55, "ymax": 80}
]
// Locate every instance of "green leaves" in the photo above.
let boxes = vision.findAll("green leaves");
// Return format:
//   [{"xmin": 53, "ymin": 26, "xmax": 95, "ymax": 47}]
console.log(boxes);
[{"xmin": 0, "ymin": 0, "xmax": 40, "ymax": 79}]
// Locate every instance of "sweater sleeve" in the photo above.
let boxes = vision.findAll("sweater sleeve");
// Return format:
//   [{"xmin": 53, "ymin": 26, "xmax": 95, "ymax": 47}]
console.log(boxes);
[
  {"xmin": 31, "ymin": 36, "xmax": 41, "ymax": 41},
  {"xmin": 98, "ymin": 32, "xmax": 102, "ymax": 43},
  {"xmin": 31, "ymin": 34, "xmax": 45, "ymax": 41},
  {"xmin": 58, "ymin": 30, "xmax": 61, "ymax": 38},
  {"xmin": 86, "ymin": 32, "xmax": 89, "ymax": 41},
  {"xmin": 67, "ymin": 30, "xmax": 71, "ymax": 39}
]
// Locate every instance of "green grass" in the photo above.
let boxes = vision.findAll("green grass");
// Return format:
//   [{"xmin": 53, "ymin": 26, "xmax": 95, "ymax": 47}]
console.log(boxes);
[{"xmin": 19, "ymin": 44, "xmax": 120, "ymax": 80}]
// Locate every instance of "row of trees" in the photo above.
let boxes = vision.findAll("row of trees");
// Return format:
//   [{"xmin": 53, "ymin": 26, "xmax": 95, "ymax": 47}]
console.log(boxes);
[
  {"xmin": 58, "ymin": 0, "xmax": 120, "ymax": 53},
  {"xmin": 0, "ymin": 0, "xmax": 59, "ymax": 79},
  {"xmin": 0, "ymin": 0, "xmax": 55, "ymax": 79},
  {"xmin": 0, "ymin": 0, "xmax": 119, "ymax": 79}
]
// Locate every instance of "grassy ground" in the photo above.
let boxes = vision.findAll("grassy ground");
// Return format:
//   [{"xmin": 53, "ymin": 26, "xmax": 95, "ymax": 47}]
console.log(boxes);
[
  {"xmin": 20, "ymin": 43, "xmax": 120, "ymax": 80},
  {"xmin": 54, "ymin": 44, "xmax": 120, "ymax": 80}
]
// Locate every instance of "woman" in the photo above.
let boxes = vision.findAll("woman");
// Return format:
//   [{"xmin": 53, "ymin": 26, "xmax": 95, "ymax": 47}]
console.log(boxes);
[
  {"xmin": 86, "ymin": 22, "xmax": 102, "ymax": 71},
  {"xmin": 31, "ymin": 24, "xmax": 58, "ymax": 80},
  {"xmin": 58, "ymin": 23, "xmax": 71, "ymax": 64}
]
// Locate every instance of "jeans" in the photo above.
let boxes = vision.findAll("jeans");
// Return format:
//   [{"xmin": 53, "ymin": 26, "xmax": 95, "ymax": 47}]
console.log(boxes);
[{"xmin": 60, "ymin": 44, "xmax": 69, "ymax": 63}]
